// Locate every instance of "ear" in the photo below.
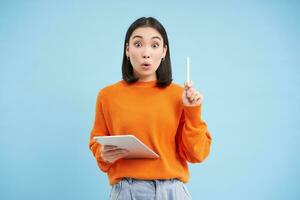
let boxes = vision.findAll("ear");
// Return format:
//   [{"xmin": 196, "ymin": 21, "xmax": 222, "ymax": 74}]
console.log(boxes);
[
  {"xmin": 162, "ymin": 45, "xmax": 168, "ymax": 59},
  {"xmin": 125, "ymin": 43, "xmax": 129, "ymax": 57}
]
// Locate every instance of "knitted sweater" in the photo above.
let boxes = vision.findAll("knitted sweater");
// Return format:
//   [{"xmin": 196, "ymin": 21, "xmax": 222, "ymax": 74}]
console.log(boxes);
[{"xmin": 89, "ymin": 80, "xmax": 212, "ymax": 185}]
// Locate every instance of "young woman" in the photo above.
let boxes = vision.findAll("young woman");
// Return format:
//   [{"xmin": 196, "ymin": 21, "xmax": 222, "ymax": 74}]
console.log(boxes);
[{"xmin": 89, "ymin": 17, "xmax": 212, "ymax": 200}]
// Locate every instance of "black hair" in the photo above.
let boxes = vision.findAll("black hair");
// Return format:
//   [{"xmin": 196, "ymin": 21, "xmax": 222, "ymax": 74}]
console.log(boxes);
[{"xmin": 122, "ymin": 17, "xmax": 173, "ymax": 88}]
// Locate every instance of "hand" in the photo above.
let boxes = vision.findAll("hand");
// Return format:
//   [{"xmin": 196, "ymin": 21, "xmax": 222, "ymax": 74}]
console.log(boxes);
[
  {"xmin": 182, "ymin": 81, "xmax": 203, "ymax": 107},
  {"xmin": 97, "ymin": 145, "xmax": 129, "ymax": 164}
]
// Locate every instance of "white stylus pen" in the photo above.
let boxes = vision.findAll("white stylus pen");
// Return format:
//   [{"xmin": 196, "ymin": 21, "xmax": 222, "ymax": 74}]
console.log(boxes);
[{"xmin": 186, "ymin": 56, "xmax": 190, "ymax": 83}]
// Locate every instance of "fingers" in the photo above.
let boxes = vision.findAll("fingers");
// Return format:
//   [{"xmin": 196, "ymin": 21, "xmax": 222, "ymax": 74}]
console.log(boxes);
[
  {"xmin": 105, "ymin": 151, "xmax": 128, "ymax": 163},
  {"xmin": 186, "ymin": 88, "xmax": 197, "ymax": 99},
  {"xmin": 105, "ymin": 151, "xmax": 129, "ymax": 163},
  {"xmin": 185, "ymin": 87, "xmax": 203, "ymax": 102},
  {"xmin": 102, "ymin": 148, "xmax": 128, "ymax": 157},
  {"xmin": 102, "ymin": 145, "xmax": 118, "ymax": 151},
  {"xmin": 191, "ymin": 91, "xmax": 201, "ymax": 101},
  {"xmin": 184, "ymin": 81, "xmax": 200, "ymax": 99},
  {"xmin": 100, "ymin": 146, "xmax": 129, "ymax": 164},
  {"xmin": 184, "ymin": 81, "xmax": 193, "ymax": 90}
]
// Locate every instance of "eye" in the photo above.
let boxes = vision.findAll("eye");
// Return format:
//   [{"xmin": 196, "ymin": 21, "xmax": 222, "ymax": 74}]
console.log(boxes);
[
  {"xmin": 134, "ymin": 42, "xmax": 142, "ymax": 48},
  {"xmin": 152, "ymin": 43, "xmax": 159, "ymax": 48}
]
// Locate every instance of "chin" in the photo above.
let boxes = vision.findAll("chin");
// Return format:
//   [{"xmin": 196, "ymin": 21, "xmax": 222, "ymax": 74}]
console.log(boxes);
[{"xmin": 138, "ymin": 70, "xmax": 154, "ymax": 74}]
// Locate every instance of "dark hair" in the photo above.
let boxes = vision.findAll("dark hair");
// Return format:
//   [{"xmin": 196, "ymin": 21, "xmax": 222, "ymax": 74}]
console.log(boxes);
[{"xmin": 122, "ymin": 17, "xmax": 173, "ymax": 88}]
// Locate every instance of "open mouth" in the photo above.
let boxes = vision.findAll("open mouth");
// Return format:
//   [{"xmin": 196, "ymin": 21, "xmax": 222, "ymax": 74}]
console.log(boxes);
[{"xmin": 141, "ymin": 63, "xmax": 151, "ymax": 70}]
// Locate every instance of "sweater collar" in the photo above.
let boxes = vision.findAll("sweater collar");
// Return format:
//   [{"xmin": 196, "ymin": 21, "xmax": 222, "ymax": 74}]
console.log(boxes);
[{"xmin": 121, "ymin": 80, "xmax": 157, "ymax": 87}]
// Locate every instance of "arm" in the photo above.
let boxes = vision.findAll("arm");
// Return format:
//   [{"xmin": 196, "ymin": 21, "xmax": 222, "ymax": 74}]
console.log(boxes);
[
  {"xmin": 89, "ymin": 91, "xmax": 113, "ymax": 172},
  {"xmin": 176, "ymin": 105, "xmax": 212, "ymax": 163}
]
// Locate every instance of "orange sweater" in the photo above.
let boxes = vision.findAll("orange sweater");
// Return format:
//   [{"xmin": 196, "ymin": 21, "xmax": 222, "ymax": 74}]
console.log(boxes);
[{"xmin": 89, "ymin": 80, "xmax": 212, "ymax": 185}]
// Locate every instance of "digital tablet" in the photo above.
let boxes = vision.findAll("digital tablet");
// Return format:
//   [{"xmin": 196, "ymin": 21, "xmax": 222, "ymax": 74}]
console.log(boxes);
[{"xmin": 93, "ymin": 135, "xmax": 159, "ymax": 159}]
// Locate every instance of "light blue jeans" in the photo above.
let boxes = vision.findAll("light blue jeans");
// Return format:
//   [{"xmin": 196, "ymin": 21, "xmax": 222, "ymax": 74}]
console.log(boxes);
[{"xmin": 109, "ymin": 177, "xmax": 192, "ymax": 200}]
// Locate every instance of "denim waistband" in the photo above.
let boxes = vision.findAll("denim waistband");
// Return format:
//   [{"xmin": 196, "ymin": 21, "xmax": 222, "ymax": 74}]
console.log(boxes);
[
  {"xmin": 110, "ymin": 177, "xmax": 191, "ymax": 200},
  {"xmin": 122, "ymin": 177, "xmax": 180, "ymax": 184}
]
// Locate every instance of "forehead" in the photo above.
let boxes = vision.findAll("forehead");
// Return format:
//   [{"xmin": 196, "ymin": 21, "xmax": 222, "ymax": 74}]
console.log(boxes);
[{"xmin": 130, "ymin": 27, "xmax": 163, "ymax": 41}]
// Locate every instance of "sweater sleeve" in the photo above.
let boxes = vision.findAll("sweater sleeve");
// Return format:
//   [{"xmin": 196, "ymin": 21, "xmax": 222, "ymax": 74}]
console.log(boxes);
[
  {"xmin": 176, "ymin": 105, "xmax": 212, "ymax": 163},
  {"xmin": 89, "ymin": 91, "xmax": 113, "ymax": 172}
]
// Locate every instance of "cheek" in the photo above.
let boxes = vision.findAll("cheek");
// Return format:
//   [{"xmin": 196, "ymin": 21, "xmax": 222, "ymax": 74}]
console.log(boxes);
[
  {"xmin": 129, "ymin": 50, "xmax": 141, "ymax": 69},
  {"xmin": 129, "ymin": 48, "xmax": 140, "ymax": 58},
  {"xmin": 153, "ymin": 51, "xmax": 163, "ymax": 62},
  {"xmin": 154, "ymin": 48, "xmax": 164, "ymax": 57}
]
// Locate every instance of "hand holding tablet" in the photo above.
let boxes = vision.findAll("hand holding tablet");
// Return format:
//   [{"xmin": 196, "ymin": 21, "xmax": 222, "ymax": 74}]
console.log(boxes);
[{"xmin": 94, "ymin": 135, "xmax": 159, "ymax": 163}]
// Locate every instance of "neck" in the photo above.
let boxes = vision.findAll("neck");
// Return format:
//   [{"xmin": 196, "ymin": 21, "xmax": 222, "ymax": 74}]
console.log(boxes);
[{"xmin": 137, "ymin": 74, "xmax": 157, "ymax": 82}]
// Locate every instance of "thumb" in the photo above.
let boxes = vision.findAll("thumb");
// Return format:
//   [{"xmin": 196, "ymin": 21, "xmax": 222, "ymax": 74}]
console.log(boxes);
[{"xmin": 184, "ymin": 80, "xmax": 193, "ymax": 89}]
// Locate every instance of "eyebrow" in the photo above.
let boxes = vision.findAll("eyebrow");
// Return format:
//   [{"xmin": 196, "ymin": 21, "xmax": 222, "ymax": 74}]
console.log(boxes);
[{"xmin": 132, "ymin": 35, "xmax": 162, "ymax": 41}]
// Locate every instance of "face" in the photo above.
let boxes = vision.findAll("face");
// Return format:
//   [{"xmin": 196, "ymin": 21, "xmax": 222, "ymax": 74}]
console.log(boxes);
[{"xmin": 126, "ymin": 27, "xmax": 167, "ymax": 82}]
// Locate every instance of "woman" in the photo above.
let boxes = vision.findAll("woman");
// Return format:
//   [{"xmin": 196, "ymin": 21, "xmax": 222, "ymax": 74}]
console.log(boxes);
[{"xmin": 89, "ymin": 17, "xmax": 212, "ymax": 200}]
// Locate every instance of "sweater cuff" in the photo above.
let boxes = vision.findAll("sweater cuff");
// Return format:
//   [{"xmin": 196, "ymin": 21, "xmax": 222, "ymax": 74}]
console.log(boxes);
[
  {"xmin": 183, "ymin": 105, "xmax": 202, "ymax": 125},
  {"xmin": 92, "ymin": 142, "xmax": 113, "ymax": 170}
]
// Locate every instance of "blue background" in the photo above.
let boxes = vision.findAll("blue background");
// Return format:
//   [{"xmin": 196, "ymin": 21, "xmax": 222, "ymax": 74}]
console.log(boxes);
[{"xmin": 1, "ymin": 0, "xmax": 299, "ymax": 199}]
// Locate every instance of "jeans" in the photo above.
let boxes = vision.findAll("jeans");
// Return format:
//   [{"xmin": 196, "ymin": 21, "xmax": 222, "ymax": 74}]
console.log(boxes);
[{"xmin": 109, "ymin": 177, "xmax": 192, "ymax": 200}]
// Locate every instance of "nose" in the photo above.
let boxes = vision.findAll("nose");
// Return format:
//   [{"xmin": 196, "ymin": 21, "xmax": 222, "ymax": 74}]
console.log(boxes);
[{"xmin": 142, "ymin": 47, "xmax": 151, "ymax": 59}]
